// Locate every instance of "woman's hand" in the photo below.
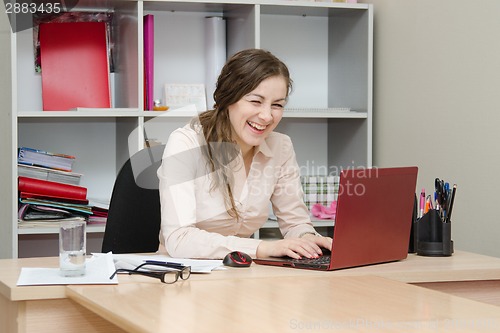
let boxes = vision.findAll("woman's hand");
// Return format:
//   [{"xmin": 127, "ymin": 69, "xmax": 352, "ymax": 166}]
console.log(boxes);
[{"xmin": 256, "ymin": 235, "xmax": 333, "ymax": 259}]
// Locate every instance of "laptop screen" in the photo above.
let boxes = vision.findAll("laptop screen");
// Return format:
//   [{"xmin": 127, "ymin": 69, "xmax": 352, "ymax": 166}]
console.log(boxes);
[{"xmin": 329, "ymin": 167, "xmax": 418, "ymax": 269}]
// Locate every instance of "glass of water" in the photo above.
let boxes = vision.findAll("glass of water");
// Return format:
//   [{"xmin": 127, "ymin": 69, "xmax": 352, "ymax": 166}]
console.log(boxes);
[{"xmin": 59, "ymin": 219, "xmax": 86, "ymax": 277}]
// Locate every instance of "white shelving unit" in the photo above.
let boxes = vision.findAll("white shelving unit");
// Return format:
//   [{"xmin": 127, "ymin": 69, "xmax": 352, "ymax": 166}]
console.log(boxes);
[{"xmin": 0, "ymin": 0, "xmax": 373, "ymax": 258}]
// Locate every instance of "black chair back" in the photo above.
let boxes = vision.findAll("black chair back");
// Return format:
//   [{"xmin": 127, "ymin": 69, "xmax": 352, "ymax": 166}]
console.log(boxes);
[{"xmin": 101, "ymin": 145, "xmax": 165, "ymax": 253}]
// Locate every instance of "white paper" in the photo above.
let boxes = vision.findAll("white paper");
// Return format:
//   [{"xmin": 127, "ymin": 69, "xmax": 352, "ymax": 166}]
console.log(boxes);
[
  {"xmin": 16, "ymin": 252, "xmax": 118, "ymax": 286},
  {"xmin": 163, "ymin": 83, "xmax": 207, "ymax": 112},
  {"xmin": 110, "ymin": 253, "xmax": 224, "ymax": 274}
]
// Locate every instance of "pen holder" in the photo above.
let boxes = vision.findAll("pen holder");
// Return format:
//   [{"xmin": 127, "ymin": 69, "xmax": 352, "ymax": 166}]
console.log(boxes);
[{"xmin": 414, "ymin": 210, "xmax": 453, "ymax": 256}]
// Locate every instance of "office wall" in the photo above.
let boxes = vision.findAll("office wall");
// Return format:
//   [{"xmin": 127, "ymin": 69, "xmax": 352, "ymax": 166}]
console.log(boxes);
[{"xmin": 361, "ymin": 0, "xmax": 500, "ymax": 257}]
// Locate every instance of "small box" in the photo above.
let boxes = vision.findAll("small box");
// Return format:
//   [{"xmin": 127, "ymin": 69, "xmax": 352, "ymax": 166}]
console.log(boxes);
[{"xmin": 301, "ymin": 175, "xmax": 339, "ymax": 210}]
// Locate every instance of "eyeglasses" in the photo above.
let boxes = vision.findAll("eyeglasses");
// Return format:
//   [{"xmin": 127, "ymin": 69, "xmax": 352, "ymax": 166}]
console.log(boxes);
[
  {"xmin": 135, "ymin": 262, "xmax": 191, "ymax": 280},
  {"xmin": 109, "ymin": 262, "xmax": 191, "ymax": 284}
]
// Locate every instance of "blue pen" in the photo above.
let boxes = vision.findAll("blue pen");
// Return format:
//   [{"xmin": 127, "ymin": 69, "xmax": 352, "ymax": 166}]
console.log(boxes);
[
  {"xmin": 442, "ymin": 182, "xmax": 450, "ymax": 218},
  {"xmin": 444, "ymin": 182, "xmax": 450, "ymax": 210},
  {"xmin": 145, "ymin": 260, "xmax": 185, "ymax": 268},
  {"xmin": 434, "ymin": 192, "xmax": 439, "ymax": 210}
]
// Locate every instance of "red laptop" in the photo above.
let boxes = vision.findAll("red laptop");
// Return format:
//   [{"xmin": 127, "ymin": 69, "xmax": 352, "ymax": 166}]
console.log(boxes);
[{"xmin": 254, "ymin": 166, "xmax": 418, "ymax": 270}]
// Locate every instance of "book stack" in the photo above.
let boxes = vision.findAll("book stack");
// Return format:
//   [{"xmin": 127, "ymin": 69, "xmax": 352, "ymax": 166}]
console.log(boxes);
[
  {"xmin": 17, "ymin": 176, "xmax": 91, "ymax": 228},
  {"xmin": 18, "ymin": 164, "xmax": 82, "ymax": 186},
  {"xmin": 87, "ymin": 199, "xmax": 109, "ymax": 225},
  {"xmin": 17, "ymin": 147, "xmax": 108, "ymax": 228},
  {"xmin": 18, "ymin": 146, "xmax": 83, "ymax": 186},
  {"xmin": 18, "ymin": 146, "xmax": 76, "ymax": 172}
]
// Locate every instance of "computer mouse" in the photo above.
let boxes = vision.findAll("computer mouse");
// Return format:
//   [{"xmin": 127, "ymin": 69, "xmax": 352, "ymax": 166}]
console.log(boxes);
[{"xmin": 223, "ymin": 251, "xmax": 252, "ymax": 268}]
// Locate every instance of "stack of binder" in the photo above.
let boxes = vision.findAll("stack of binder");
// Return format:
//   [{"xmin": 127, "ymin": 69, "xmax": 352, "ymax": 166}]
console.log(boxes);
[
  {"xmin": 18, "ymin": 176, "xmax": 91, "ymax": 227},
  {"xmin": 17, "ymin": 147, "xmax": 108, "ymax": 228}
]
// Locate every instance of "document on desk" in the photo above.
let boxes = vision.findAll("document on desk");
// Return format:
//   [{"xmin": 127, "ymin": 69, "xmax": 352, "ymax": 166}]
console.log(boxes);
[
  {"xmin": 111, "ymin": 253, "xmax": 224, "ymax": 273},
  {"xmin": 16, "ymin": 252, "xmax": 118, "ymax": 286}
]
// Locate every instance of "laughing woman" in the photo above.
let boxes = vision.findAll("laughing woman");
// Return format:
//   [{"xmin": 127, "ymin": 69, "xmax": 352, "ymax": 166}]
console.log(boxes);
[{"xmin": 157, "ymin": 48, "xmax": 332, "ymax": 259}]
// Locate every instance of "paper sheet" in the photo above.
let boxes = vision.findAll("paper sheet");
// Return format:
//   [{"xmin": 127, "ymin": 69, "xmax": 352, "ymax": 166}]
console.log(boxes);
[
  {"xmin": 16, "ymin": 252, "xmax": 117, "ymax": 286},
  {"xmin": 16, "ymin": 252, "xmax": 223, "ymax": 287},
  {"xmin": 110, "ymin": 253, "xmax": 224, "ymax": 273}
]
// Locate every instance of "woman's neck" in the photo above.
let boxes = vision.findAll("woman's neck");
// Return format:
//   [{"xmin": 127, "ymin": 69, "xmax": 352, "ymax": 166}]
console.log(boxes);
[
  {"xmin": 241, "ymin": 146, "xmax": 255, "ymax": 175},
  {"xmin": 241, "ymin": 145, "xmax": 254, "ymax": 158}
]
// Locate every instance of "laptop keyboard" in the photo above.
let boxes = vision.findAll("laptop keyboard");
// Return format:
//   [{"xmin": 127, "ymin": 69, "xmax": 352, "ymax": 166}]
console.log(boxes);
[{"xmin": 291, "ymin": 255, "xmax": 331, "ymax": 266}]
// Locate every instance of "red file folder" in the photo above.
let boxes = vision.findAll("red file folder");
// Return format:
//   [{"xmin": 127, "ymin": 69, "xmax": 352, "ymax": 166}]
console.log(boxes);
[
  {"xmin": 39, "ymin": 21, "xmax": 111, "ymax": 111},
  {"xmin": 18, "ymin": 176, "xmax": 88, "ymax": 201}
]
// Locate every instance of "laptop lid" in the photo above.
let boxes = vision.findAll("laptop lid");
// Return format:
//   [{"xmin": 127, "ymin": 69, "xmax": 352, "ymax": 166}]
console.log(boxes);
[
  {"xmin": 253, "ymin": 166, "xmax": 418, "ymax": 270},
  {"xmin": 328, "ymin": 166, "xmax": 418, "ymax": 270}
]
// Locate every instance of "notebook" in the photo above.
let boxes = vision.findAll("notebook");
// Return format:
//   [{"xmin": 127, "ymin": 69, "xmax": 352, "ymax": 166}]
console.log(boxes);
[{"xmin": 254, "ymin": 166, "xmax": 418, "ymax": 270}]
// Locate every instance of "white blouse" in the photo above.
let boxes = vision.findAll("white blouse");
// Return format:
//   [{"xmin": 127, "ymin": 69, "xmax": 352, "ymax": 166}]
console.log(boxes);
[{"xmin": 157, "ymin": 123, "xmax": 316, "ymax": 259}]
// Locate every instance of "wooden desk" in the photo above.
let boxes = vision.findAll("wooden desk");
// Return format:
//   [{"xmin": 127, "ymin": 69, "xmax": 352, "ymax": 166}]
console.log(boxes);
[
  {"xmin": 67, "ymin": 275, "xmax": 500, "ymax": 333},
  {"xmin": 2, "ymin": 251, "xmax": 500, "ymax": 333}
]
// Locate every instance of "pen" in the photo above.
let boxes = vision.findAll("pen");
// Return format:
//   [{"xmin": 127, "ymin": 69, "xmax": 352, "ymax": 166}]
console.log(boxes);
[
  {"xmin": 419, "ymin": 188, "xmax": 425, "ymax": 218},
  {"xmin": 145, "ymin": 260, "xmax": 185, "ymax": 268},
  {"xmin": 442, "ymin": 182, "xmax": 450, "ymax": 219},
  {"xmin": 445, "ymin": 184, "xmax": 457, "ymax": 223}
]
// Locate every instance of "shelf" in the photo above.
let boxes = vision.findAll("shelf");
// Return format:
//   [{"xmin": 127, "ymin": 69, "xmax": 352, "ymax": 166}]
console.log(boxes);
[
  {"xmin": 259, "ymin": 1, "xmax": 369, "ymax": 16},
  {"xmin": 17, "ymin": 224, "xmax": 106, "ymax": 235},
  {"xmin": 18, "ymin": 109, "xmax": 141, "ymax": 118},
  {"xmin": 255, "ymin": 218, "xmax": 334, "ymax": 239},
  {"xmin": 18, "ymin": 109, "xmax": 367, "ymax": 119},
  {"xmin": 263, "ymin": 218, "xmax": 335, "ymax": 229},
  {"xmin": 283, "ymin": 109, "xmax": 367, "ymax": 119},
  {"xmin": 143, "ymin": 110, "xmax": 196, "ymax": 118},
  {"xmin": 142, "ymin": 1, "xmax": 369, "ymax": 15},
  {"xmin": 18, "ymin": 108, "xmax": 198, "ymax": 119}
]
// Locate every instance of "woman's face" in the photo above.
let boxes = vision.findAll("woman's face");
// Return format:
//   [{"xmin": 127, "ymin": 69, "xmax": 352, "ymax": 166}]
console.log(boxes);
[{"xmin": 228, "ymin": 75, "xmax": 287, "ymax": 155}]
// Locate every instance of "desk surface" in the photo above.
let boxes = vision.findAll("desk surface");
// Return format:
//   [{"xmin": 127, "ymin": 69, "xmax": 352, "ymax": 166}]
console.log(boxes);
[
  {"xmin": 2, "ymin": 250, "xmax": 500, "ymax": 302},
  {"xmin": 67, "ymin": 275, "xmax": 500, "ymax": 333},
  {"xmin": 2, "ymin": 251, "xmax": 500, "ymax": 333}
]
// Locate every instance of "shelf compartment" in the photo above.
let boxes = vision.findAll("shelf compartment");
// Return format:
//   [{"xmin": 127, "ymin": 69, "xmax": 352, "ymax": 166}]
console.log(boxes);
[{"xmin": 14, "ymin": 1, "xmax": 139, "ymax": 112}]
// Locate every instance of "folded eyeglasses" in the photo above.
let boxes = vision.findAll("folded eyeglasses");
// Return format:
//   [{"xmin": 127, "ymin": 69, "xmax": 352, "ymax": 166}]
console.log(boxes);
[{"xmin": 109, "ymin": 261, "xmax": 191, "ymax": 284}]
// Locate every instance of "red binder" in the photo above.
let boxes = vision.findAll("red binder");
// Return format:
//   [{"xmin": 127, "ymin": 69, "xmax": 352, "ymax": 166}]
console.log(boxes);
[
  {"xmin": 19, "ymin": 192, "xmax": 89, "ymax": 205},
  {"xmin": 18, "ymin": 177, "xmax": 88, "ymax": 201},
  {"xmin": 39, "ymin": 21, "xmax": 111, "ymax": 111}
]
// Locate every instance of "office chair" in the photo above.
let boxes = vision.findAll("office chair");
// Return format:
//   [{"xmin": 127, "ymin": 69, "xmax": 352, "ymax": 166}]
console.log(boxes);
[{"xmin": 101, "ymin": 144, "xmax": 166, "ymax": 254}]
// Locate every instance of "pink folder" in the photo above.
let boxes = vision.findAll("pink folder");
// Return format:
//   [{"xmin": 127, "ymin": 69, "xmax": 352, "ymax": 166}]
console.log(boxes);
[{"xmin": 143, "ymin": 14, "xmax": 154, "ymax": 111}]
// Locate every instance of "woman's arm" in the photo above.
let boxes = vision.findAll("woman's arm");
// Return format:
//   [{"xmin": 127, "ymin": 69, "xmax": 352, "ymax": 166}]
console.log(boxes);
[
  {"xmin": 258, "ymin": 135, "xmax": 332, "ymax": 259},
  {"xmin": 270, "ymin": 135, "xmax": 318, "ymax": 237}
]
